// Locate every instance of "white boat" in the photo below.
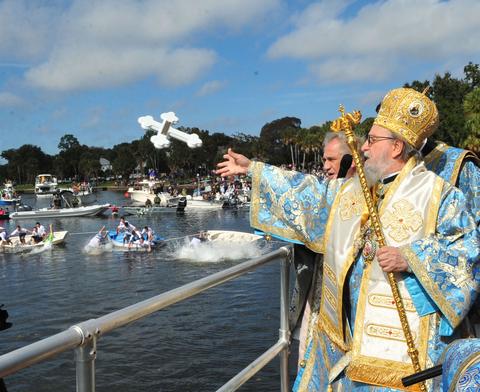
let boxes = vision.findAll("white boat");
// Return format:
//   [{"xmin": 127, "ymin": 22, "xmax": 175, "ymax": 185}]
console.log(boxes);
[
  {"xmin": 1, "ymin": 231, "xmax": 68, "ymax": 252},
  {"xmin": 184, "ymin": 195, "xmax": 223, "ymax": 210},
  {"xmin": 173, "ymin": 230, "xmax": 265, "ymax": 262},
  {"xmin": 200, "ymin": 230, "xmax": 262, "ymax": 242},
  {"xmin": 35, "ymin": 174, "xmax": 58, "ymax": 197},
  {"xmin": 0, "ymin": 181, "xmax": 21, "ymax": 212},
  {"xmin": 122, "ymin": 205, "xmax": 178, "ymax": 215},
  {"xmin": 127, "ymin": 180, "xmax": 175, "ymax": 206},
  {"xmin": 60, "ymin": 185, "xmax": 97, "ymax": 206},
  {"xmin": 9, "ymin": 204, "xmax": 110, "ymax": 219}
]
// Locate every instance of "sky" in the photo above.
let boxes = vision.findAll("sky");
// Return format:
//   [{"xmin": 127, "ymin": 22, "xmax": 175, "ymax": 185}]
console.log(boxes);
[{"xmin": 0, "ymin": 0, "xmax": 479, "ymax": 155}]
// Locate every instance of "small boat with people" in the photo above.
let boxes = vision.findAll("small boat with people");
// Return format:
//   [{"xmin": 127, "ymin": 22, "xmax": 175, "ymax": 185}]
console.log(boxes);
[
  {"xmin": 9, "ymin": 203, "xmax": 110, "ymax": 219},
  {"xmin": 0, "ymin": 181, "xmax": 21, "ymax": 213},
  {"xmin": 0, "ymin": 224, "xmax": 68, "ymax": 252},
  {"xmin": 107, "ymin": 230, "xmax": 165, "ymax": 252},
  {"xmin": 126, "ymin": 179, "xmax": 176, "ymax": 206},
  {"xmin": 62, "ymin": 182, "xmax": 97, "ymax": 205},
  {"xmin": 35, "ymin": 174, "xmax": 58, "ymax": 197},
  {"xmin": 88, "ymin": 218, "xmax": 166, "ymax": 252}
]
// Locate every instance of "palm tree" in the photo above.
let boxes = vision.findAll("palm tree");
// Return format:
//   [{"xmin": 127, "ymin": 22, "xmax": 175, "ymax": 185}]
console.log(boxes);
[
  {"xmin": 280, "ymin": 127, "xmax": 297, "ymax": 166},
  {"xmin": 462, "ymin": 88, "xmax": 480, "ymax": 154}
]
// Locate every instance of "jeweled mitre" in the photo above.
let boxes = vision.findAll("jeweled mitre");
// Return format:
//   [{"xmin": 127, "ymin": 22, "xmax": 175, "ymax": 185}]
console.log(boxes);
[{"xmin": 374, "ymin": 88, "xmax": 439, "ymax": 149}]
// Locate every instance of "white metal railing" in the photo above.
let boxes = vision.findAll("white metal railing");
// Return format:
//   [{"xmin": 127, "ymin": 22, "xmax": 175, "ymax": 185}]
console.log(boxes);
[{"xmin": 0, "ymin": 246, "xmax": 293, "ymax": 392}]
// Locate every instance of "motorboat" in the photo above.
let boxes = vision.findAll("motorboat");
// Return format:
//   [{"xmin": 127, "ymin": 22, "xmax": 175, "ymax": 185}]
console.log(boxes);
[
  {"xmin": 122, "ymin": 205, "xmax": 178, "ymax": 216},
  {"xmin": 183, "ymin": 195, "xmax": 223, "ymax": 210},
  {"xmin": 171, "ymin": 230, "xmax": 266, "ymax": 262},
  {"xmin": 126, "ymin": 180, "xmax": 175, "ymax": 206},
  {"xmin": 9, "ymin": 204, "xmax": 110, "ymax": 219},
  {"xmin": 65, "ymin": 183, "xmax": 97, "ymax": 205},
  {"xmin": 1, "ymin": 230, "xmax": 68, "ymax": 252},
  {"xmin": 107, "ymin": 230, "xmax": 165, "ymax": 251},
  {"xmin": 0, "ymin": 181, "xmax": 21, "ymax": 213},
  {"xmin": 35, "ymin": 174, "xmax": 58, "ymax": 197},
  {"xmin": 59, "ymin": 186, "xmax": 96, "ymax": 206},
  {"xmin": 200, "ymin": 230, "xmax": 262, "ymax": 243}
]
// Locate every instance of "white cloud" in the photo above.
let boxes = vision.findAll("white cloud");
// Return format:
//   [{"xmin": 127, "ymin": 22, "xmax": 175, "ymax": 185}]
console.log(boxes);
[
  {"xmin": 26, "ymin": 45, "xmax": 217, "ymax": 91},
  {"xmin": 267, "ymin": 0, "xmax": 480, "ymax": 83},
  {"xmin": 0, "ymin": 0, "xmax": 280, "ymax": 92},
  {"xmin": 0, "ymin": 92, "xmax": 24, "ymax": 107},
  {"xmin": 196, "ymin": 80, "xmax": 228, "ymax": 96},
  {"xmin": 0, "ymin": 1, "xmax": 58, "ymax": 62}
]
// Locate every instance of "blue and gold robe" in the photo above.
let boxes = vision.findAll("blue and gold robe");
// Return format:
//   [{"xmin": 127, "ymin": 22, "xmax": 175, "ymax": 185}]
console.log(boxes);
[
  {"xmin": 248, "ymin": 159, "xmax": 480, "ymax": 391},
  {"xmin": 424, "ymin": 142, "xmax": 480, "ymax": 225}
]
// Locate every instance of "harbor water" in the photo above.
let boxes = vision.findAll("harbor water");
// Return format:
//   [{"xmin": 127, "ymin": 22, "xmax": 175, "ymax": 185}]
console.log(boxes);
[{"xmin": 0, "ymin": 191, "xmax": 297, "ymax": 391}]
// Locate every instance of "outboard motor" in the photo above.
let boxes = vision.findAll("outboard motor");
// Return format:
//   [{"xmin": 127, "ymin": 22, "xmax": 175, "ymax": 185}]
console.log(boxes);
[
  {"xmin": 16, "ymin": 204, "xmax": 33, "ymax": 212},
  {"xmin": 222, "ymin": 195, "xmax": 238, "ymax": 209},
  {"xmin": 176, "ymin": 197, "xmax": 187, "ymax": 213},
  {"xmin": 0, "ymin": 304, "xmax": 11, "ymax": 331}
]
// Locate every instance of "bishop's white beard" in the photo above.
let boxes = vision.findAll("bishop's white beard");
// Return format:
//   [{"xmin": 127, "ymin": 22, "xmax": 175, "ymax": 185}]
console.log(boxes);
[{"xmin": 363, "ymin": 150, "xmax": 390, "ymax": 187}]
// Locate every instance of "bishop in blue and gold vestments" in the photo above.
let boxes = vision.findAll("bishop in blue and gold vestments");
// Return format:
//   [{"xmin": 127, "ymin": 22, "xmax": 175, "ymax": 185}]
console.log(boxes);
[{"xmin": 217, "ymin": 88, "xmax": 480, "ymax": 391}]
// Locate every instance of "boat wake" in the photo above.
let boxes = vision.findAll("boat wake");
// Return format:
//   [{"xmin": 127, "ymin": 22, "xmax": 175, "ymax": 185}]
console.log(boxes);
[
  {"xmin": 29, "ymin": 242, "xmax": 54, "ymax": 254},
  {"xmin": 168, "ymin": 238, "xmax": 269, "ymax": 263}
]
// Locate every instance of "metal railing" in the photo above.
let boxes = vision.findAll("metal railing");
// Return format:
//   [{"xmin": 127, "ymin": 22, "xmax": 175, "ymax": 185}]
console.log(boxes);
[{"xmin": 0, "ymin": 246, "xmax": 293, "ymax": 392}]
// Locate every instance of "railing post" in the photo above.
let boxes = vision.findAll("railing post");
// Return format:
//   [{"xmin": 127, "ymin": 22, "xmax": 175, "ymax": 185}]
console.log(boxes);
[
  {"xmin": 74, "ymin": 332, "xmax": 96, "ymax": 392},
  {"xmin": 279, "ymin": 247, "xmax": 292, "ymax": 392}
]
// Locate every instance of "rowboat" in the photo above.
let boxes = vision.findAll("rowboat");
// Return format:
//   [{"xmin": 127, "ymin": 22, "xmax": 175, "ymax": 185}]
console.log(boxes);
[
  {"xmin": 9, "ymin": 204, "xmax": 110, "ymax": 219},
  {"xmin": 107, "ymin": 230, "xmax": 166, "ymax": 251},
  {"xmin": 200, "ymin": 230, "xmax": 262, "ymax": 242},
  {"xmin": 1, "ymin": 231, "xmax": 68, "ymax": 252}
]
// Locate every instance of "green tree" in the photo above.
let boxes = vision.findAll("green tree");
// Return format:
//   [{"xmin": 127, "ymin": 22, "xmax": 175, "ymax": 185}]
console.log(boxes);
[
  {"xmin": 112, "ymin": 144, "xmax": 136, "ymax": 182},
  {"xmin": 432, "ymin": 72, "xmax": 470, "ymax": 145},
  {"xmin": 464, "ymin": 62, "xmax": 480, "ymax": 90},
  {"xmin": 259, "ymin": 117, "xmax": 301, "ymax": 164},
  {"xmin": 462, "ymin": 88, "xmax": 480, "ymax": 154},
  {"xmin": 1, "ymin": 145, "xmax": 52, "ymax": 184},
  {"xmin": 58, "ymin": 134, "xmax": 80, "ymax": 152}
]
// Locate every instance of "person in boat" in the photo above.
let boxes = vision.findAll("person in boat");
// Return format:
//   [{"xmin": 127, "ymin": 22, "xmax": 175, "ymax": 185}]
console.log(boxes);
[
  {"xmin": 52, "ymin": 191, "xmax": 62, "ymax": 209},
  {"xmin": 216, "ymin": 87, "xmax": 480, "ymax": 391},
  {"xmin": 0, "ymin": 208, "xmax": 5, "ymax": 216},
  {"xmin": 126, "ymin": 227, "xmax": 143, "ymax": 249},
  {"xmin": 0, "ymin": 227, "xmax": 12, "ymax": 246},
  {"xmin": 122, "ymin": 222, "xmax": 140, "ymax": 246},
  {"xmin": 134, "ymin": 236, "xmax": 152, "ymax": 252},
  {"xmin": 31, "ymin": 222, "xmax": 47, "ymax": 243},
  {"xmin": 87, "ymin": 226, "xmax": 109, "ymax": 247},
  {"xmin": 10, "ymin": 225, "xmax": 32, "ymax": 245},
  {"xmin": 141, "ymin": 226, "xmax": 154, "ymax": 242},
  {"xmin": 116, "ymin": 216, "xmax": 134, "ymax": 234}
]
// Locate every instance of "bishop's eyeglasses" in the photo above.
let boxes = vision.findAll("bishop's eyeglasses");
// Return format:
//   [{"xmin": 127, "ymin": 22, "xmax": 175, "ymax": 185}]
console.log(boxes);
[{"xmin": 366, "ymin": 135, "xmax": 397, "ymax": 145}]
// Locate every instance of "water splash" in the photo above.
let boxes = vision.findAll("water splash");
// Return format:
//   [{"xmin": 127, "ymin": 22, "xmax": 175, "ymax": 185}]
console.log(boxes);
[
  {"xmin": 83, "ymin": 236, "xmax": 113, "ymax": 255},
  {"xmin": 168, "ymin": 238, "xmax": 269, "ymax": 263}
]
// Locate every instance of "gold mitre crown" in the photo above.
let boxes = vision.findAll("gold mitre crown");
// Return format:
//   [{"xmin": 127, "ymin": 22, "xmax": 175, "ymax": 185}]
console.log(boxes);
[{"xmin": 373, "ymin": 87, "xmax": 439, "ymax": 149}]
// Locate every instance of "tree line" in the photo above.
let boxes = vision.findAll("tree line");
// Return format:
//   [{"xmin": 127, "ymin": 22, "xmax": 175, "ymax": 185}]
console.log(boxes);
[{"xmin": 1, "ymin": 62, "xmax": 479, "ymax": 185}]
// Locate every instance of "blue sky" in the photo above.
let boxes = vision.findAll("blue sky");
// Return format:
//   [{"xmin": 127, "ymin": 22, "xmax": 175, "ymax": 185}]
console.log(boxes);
[{"xmin": 0, "ymin": 0, "xmax": 479, "ymax": 154}]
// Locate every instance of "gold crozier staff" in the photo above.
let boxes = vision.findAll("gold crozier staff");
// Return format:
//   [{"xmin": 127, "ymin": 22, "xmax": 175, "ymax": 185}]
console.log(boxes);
[{"xmin": 331, "ymin": 106, "xmax": 426, "ymax": 391}]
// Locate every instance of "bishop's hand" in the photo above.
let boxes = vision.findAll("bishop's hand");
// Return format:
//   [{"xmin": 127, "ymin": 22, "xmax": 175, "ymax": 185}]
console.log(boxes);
[
  {"xmin": 216, "ymin": 148, "xmax": 251, "ymax": 177},
  {"xmin": 376, "ymin": 246, "xmax": 409, "ymax": 272}
]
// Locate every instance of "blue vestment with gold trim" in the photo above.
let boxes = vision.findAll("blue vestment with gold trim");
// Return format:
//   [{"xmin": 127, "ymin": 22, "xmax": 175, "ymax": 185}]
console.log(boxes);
[{"xmin": 248, "ymin": 161, "xmax": 480, "ymax": 391}]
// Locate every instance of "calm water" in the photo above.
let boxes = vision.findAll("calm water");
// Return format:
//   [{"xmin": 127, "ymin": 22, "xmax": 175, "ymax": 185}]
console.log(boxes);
[{"xmin": 0, "ymin": 191, "xmax": 297, "ymax": 391}]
